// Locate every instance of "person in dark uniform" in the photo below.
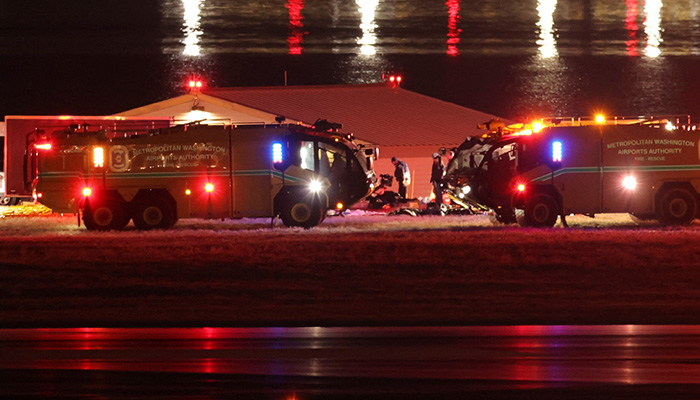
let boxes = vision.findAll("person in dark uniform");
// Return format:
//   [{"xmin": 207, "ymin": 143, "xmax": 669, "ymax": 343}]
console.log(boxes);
[
  {"xmin": 391, "ymin": 156, "xmax": 410, "ymax": 198},
  {"xmin": 430, "ymin": 152, "xmax": 444, "ymax": 204}
]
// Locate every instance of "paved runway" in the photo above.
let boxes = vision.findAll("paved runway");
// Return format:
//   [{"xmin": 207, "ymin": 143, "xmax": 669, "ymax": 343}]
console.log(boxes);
[{"xmin": 2, "ymin": 325, "xmax": 700, "ymax": 399}]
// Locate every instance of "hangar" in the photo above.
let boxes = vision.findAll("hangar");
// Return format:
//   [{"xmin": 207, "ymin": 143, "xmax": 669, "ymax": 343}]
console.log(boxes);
[{"xmin": 118, "ymin": 82, "xmax": 506, "ymax": 200}]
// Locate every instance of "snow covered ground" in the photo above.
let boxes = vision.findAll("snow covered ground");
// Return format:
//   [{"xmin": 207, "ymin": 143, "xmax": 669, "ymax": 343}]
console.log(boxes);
[{"xmin": 2, "ymin": 207, "xmax": 700, "ymax": 328}]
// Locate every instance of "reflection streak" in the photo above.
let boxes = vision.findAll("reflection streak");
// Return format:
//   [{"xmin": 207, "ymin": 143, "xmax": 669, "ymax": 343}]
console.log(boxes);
[
  {"xmin": 644, "ymin": 0, "xmax": 663, "ymax": 57},
  {"xmin": 286, "ymin": 0, "xmax": 306, "ymax": 55},
  {"xmin": 536, "ymin": 0, "xmax": 557, "ymax": 58},
  {"xmin": 626, "ymin": 0, "xmax": 639, "ymax": 56},
  {"xmin": 182, "ymin": 0, "xmax": 204, "ymax": 56},
  {"xmin": 5, "ymin": 326, "xmax": 700, "ymax": 385},
  {"xmin": 357, "ymin": 0, "xmax": 380, "ymax": 55},
  {"xmin": 446, "ymin": 0, "xmax": 461, "ymax": 56}
]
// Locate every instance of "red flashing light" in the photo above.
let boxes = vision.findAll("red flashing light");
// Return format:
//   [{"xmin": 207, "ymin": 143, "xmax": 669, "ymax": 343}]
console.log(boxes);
[
  {"xmin": 35, "ymin": 143, "xmax": 52, "ymax": 150},
  {"xmin": 187, "ymin": 78, "xmax": 204, "ymax": 92},
  {"xmin": 204, "ymin": 183, "xmax": 215, "ymax": 193},
  {"xmin": 517, "ymin": 183, "xmax": 526, "ymax": 192},
  {"xmin": 82, "ymin": 187, "xmax": 92, "ymax": 197},
  {"xmin": 387, "ymin": 74, "xmax": 403, "ymax": 88}
]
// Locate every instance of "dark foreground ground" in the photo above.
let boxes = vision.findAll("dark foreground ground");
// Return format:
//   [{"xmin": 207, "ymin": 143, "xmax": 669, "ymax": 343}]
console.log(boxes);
[{"xmin": 2, "ymin": 212, "xmax": 700, "ymax": 327}]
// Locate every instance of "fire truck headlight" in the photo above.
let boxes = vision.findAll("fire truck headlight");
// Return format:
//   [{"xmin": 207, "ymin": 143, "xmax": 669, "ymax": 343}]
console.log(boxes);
[
  {"xmin": 622, "ymin": 176, "xmax": 637, "ymax": 190},
  {"xmin": 462, "ymin": 186, "xmax": 471, "ymax": 195},
  {"xmin": 308, "ymin": 179, "xmax": 323, "ymax": 193}
]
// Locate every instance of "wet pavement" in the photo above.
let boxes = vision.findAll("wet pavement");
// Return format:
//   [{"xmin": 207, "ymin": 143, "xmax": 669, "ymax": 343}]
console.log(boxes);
[{"xmin": 2, "ymin": 325, "xmax": 700, "ymax": 399}]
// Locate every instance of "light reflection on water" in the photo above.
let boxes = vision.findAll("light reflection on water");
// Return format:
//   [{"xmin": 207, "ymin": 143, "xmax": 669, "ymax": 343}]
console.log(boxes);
[
  {"xmin": 4, "ymin": 1, "xmax": 700, "ymax": 121},
  {"xmin": 158, "ymin": 0, "xmax": 700, "ymax": 57},
  {"xmin": 643, "ymin": 0, "xmax": 663, "ymax": 57},
  {"xmin": 181, "ymin": 0, "xmax": 204, "ymax": 56},
  {"xmin": 536, "ymin": 0, "xmax": 558, "ymax": 58}
]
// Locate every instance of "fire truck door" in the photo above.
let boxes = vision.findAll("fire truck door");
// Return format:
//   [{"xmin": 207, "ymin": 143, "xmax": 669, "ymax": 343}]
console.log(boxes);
[{"xmin": 551, "ymin": 132, "xmax": 602, "ymax": 215}]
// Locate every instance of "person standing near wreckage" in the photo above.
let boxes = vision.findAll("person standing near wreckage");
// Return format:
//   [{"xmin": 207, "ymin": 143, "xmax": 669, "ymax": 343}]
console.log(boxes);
[
  {"xmin": 391, "ymin": 156, "xmax": 410, "ymax": 198},
  {"xmin": 430, "ymin": 152, "xmax": 444, "ymax": 204}
]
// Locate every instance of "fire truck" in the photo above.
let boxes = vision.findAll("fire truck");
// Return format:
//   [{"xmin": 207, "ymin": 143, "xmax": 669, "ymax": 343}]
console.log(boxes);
[
  {"xmin": 447, "ymin": 116, "xmax": 700, "ymax": 227},
  {"xmin": 28, "ymin": 120, "xmax": 376, "ymax": 230}
]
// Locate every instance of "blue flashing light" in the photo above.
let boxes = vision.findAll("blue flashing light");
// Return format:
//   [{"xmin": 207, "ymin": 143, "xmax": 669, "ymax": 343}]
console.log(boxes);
[
  {"xmin": 272, "ymin": 142, "xmax": 283, "ymax": 163},
  {"xmin": 552, "ymin": 141, "xmax": 562, "ymax": 163}
]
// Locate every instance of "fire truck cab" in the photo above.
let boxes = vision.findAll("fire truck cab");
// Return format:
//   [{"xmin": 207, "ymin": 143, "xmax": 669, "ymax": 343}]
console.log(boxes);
[
  {"xmin": 461, "ymin": 116, "xmax": 700, "ymax": 226},
  {"xmin": 30, "ymin": 121, "xmax": 376, "ymax": 230}
]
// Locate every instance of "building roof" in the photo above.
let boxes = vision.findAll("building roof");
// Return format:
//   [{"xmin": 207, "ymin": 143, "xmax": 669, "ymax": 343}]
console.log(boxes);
[
  {"xmin": 204, "ymin": 83, "xmax": 506, "ymax": 147},
  {"xmin": 117, "ymin": 93, "xmax": 290, "ymax": 125}
]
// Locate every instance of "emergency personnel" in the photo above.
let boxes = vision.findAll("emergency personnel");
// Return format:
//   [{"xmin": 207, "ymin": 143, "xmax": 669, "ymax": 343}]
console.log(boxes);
[
  {"xmin": 430, "ymin": 152, "xmax": 444, "ymax": 204},
  {"xmin": 391, "ymin": 156, "xmax": 410, "ymax": 198}
]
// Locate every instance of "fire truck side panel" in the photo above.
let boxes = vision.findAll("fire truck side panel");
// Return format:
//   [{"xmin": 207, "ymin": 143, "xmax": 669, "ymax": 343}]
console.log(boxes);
[
  {"xmin": 601, "ymin": 125, "xmax": 700, "ymax": 215},
  {"xmin": 36, "ymin": 143, "xmax": 88, "ymax": 213},
  {"xmin": 7, "ymin": 116, "xmax": 171, "ymax": 198},
  {"xmin": 230, "ymin": 126, "xmax": 277, "ymax": 218},
  {"xmin": 533, "ymin": 126, "xmax": 603, "ymax": 215},
  {"xmin": 105, "ymin": 125, "xmax": 231, "ymax": 219}
]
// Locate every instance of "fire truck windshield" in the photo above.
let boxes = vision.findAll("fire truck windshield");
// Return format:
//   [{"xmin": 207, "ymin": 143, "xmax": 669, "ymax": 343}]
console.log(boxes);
[{"xmin": 289, "ymin": 136, "xmax": 373, "ymax": 210}]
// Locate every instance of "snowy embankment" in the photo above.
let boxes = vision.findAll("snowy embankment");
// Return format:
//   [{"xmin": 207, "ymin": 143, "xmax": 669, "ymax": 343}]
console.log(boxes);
[{"xmin": 2, "ymin": 207, "xmax": 700, "ymax": 328}]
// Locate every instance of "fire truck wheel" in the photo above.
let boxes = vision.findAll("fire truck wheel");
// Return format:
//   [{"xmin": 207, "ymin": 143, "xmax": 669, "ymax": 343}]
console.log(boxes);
[
  {"xmin": 83, "ymin": 199, "xmax": 129, "ymax": 231},
  {"xmin": 133, "ymin": 200, "xmax": 175, "ymax": 230},
  {"xmin": 281, "ymin": 196, "xmax": 324, "ymax": 228},
  {"xmin": 657, "ymin": 188, "xmax": 697, "ymax": 226},
  {"xmin": 524, "ymin": 193, "xmax": 559, "ymax": 227}
]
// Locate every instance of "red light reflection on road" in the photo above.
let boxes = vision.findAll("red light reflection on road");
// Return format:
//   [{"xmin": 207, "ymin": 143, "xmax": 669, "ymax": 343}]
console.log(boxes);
[
  {"xmin": 446, "ymin": 0, "xmax": 461, "ymax": 56},
  {"xmin": 626, "ymin": 0, "xmax": 639, "ymax": 56},
  {"xmin": 286, "ymin": 0, "xmax": 306, "ymax": 55}
]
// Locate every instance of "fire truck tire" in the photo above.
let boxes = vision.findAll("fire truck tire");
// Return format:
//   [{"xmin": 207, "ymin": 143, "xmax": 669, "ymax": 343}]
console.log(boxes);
[
  {"xmin": 132, "ymin": 200, "xmax": 175, "ymax": 230},
  {"xmin": 523, "ymin": 193, "xmax": 559, "ymax": 227},
  {"xmin": 1, "ymin": 196, "xmax": 21, "ymax": 206},
  {"xmin": 657, "ymin": 187, "xmax": 697, "ymax": 226},
  {"xmin": 280, "ymin": 195, "xmax": 324, "ymax": 228},
  {"xmin": 83, "ymin": 199, "xmax": 129, "ymax": 231}
]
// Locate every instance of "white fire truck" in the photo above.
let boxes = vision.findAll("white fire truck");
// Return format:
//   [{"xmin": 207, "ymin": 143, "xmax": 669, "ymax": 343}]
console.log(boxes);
[
  {"xmin": 448, "ymin": 116, "xmax": 700, "ymax": 227},
  {"xmin": 28, "ymin": 120, "xmax": 376, "ymax": 230}
]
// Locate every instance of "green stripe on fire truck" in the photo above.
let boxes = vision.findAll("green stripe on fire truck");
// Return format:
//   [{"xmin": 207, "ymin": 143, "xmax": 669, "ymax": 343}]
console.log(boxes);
[
  {"xmin": 39, "ymin": 169, "xmax": 305, "ymax": 183},
  {"xmin": 532, "ymin": 165, "xmax": 700, "ymax": 182}
]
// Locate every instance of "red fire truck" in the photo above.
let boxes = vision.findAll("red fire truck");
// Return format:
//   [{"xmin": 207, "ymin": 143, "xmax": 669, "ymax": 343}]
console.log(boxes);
[
  {"xmin": 28, "ymin": 119, "xmax": 376, "ymax": 230},
  {"xmin": 449, "ymin": 116, "xmax": 700, "ymax": 226}
]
